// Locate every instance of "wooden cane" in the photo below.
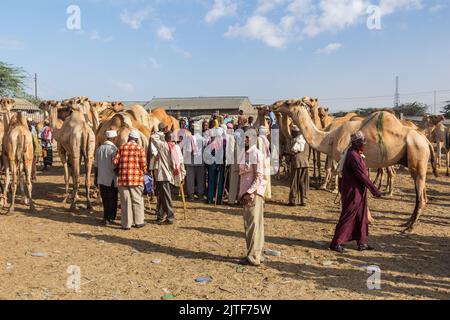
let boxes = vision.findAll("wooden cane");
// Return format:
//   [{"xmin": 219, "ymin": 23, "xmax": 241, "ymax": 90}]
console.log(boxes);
[{"xmin": 180, "ymin": 181, "xmax": 187, "ymax": 220}]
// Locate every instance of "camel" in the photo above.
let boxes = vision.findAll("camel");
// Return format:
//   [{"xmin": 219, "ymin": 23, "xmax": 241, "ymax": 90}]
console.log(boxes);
[
  {"xmin": 429, "ymin": 116, "xmax": 449, "ymax": 173},
  {"xmin": 1, "ymin": 111, "xmax": 36, "ymax": 214},
  {"xmin": 151, "ymin": 108, "xmax": 182, "ymax": 132},
  {"xmin": 55, "ymin": 98, "xmax": 96, "ymax": 210},
  {"xmin": 303, "ymin": 97, "xmax": 323, "ymax": 182},
  {"xmin": 96, "ymin": 104, "xmax": 152, "ymax": 150},
  {"xmin": 272, "ymin": 99, "xmax": 438, "ymax": 233},
  {"xmin": 319, "ymin": 107, "xmax": 334, "ymax": 129}
]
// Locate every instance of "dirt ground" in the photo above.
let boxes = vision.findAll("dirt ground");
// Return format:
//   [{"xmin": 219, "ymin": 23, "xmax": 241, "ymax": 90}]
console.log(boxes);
[{"xmin": 0, "ymin": 161, "xmax": 449, "ymax": 300}]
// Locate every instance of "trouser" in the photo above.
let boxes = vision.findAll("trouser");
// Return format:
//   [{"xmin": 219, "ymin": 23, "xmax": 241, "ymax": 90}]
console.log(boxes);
[
  {"xmin": 156, "ymin": 181, "xmax": 174, "ymax": 222},
  {"xmin": 243, "ymin": 195, "xmax": 265, "ymax": 266},
  {"xmin": 228, "ymin": 164, "xmax": 240, "ymax": 205},
  {"xmin": 100, "ymin": 184, "xmax": 118, "ymax": 221},
  {"xmin": 289, "ymin": 167, "xmax": 309, "ymax": 205},
  {"xmin": 43, "ymin": 147, "xmax": 53, "ymax": 167},
  {"xmin": 186, "ymin": 165, "xmax": 205, "ymax": 198},
  {"xmin": 119, "ymin": 186, "xmax": 145, "ymax": 229},
  {"xmin": 207, "ymin": 164, "xmax": 225, "ymax": 205}
]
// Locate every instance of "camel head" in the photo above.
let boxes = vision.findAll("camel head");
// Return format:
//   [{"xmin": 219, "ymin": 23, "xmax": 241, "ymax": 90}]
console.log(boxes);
[
  {"xmin": 430, "ymin": 115, "xmax": 445, "ymax": 125},
  {"xmin": 39, "ymin": 100, "xmax": 59, "ymax": 112},
  {"xmin": 270, "ymin": 99, "xmax": 304, "ymax": 115},
  {"xmin": 318, "ymin": 107, "xmax": 330, "ymax": 119},
  {"xmin": 0, "ymin": 98, "xmax": 16, "ymax": 112},
  {"xmin": 302, "ymin": 96, "xmax": 319, "ymax": 110},
  {"xmin": 68, "ymin": 97, "xmax": 91, "ymax": 112},
  {"xmin": 110, "ymin": 102, "xmax": 125, "ymax": 112}
]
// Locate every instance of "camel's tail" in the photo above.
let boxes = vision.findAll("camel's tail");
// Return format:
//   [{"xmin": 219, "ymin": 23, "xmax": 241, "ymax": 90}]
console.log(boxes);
[{"xmin": 428, "ymin": 141, "xmax": 438, "ymax": 177}]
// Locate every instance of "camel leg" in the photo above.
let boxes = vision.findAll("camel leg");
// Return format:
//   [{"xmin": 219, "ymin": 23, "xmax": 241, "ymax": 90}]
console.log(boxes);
[
  {"xmin": 320, "ymin": 156, "xmax": 331, "ymax": 190},
  {"xmin": 311, "ymin": 149, "xmax": 317, "ymax": 180},
  {"xmin": 403, "ymin": 166, "xmax": 427, "ymax": 233},
  {"xmin": 437, "ymin": 142, "xmax": 442, "ymax": 169},
  {"xmin": 374, "ymin": 168, "xmax": 383, "ymax": 190},
  {"xmin": 317, "ymin": 151, "xmax": 322, "ymax": 181},
  {"xmin": 446, "ymin": 149, "xmax": 450, "ymax": 177},
  {"xmin": 60, "ymin": 150, "xmax": 70, "ymax": 203},
  {"xmin": 85, "ymin": 156, "xmax": 93, "ymax": 211},
  {"xmin": 331, "ymin": 161, "xmax": 339, "ymax": 194},
  {"xmin": 24, "ymin": 160, "xmax": 36, "ymax": 213},
  {"xmin": 368, "ymin": 208, "xmax": 375, "ymax": 225},
  {"xmin": 70, "ymin": 157, "xmax": 80, "ymax": 211},
  {"xmin": 2, "ymin": 165, "xmax": 11, "ymax": 209},
  {"xmin": 387, "ymin": 167, "xmax": 395, "ymax": 197},
  {"xmin": 8, "ymin": 161, "xmax": 18, "ymax": 215}
]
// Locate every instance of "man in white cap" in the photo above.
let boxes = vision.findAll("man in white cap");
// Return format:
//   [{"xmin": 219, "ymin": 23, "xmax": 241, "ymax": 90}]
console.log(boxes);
[
  {"xmin": 113, "ymin": 130, "xmax": 148, "ymax": 230},
  {"xmin": 289, "ymin": 125, "xmax": 309, "ymax": 207},
  {"xmin": 95, "ymin": 130, "xmax": 119, "ymax": 226}
]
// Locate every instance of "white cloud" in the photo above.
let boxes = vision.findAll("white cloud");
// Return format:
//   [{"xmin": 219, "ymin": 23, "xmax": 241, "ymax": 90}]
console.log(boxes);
[
  {"xmin": 0, "ymin": 37, "xmax": 25, "ymax": 50},
  {"xmin": 225, "ymin": 15, "xmax": 291, "ymax": 48},
  {"xmin": 112, "ymin": 81, "xmax": 135, "ymax": 93},
  {"xmin": 89, "ymin": 31, "xmax": 113, "ymax": 43},
  {"xmin": 316, "ymin": 42, "xmax": 343, "ymax": 54},
  {"xmin": 172, "ymin": 46, "xmax": 192, "ymax": 59},
  {"xmin": 156, "ymin": 25, "xmax": 175, "ymax": 41},
  {"xmin": 255, "ymin": 0, "xmax": 286, "ymax": 14},
  {"xmin": 120, "ymin": 8, "xmax": 151, "ymax": 29},
  {"xmin": 205, "ymin": 0, "xmax": 237, "ymax": 23},
  {"xmin": 223, "ymin": 0, "xmax": 424, "ymax": 48},
  {"xmin": 428, "ymin": 3, "xmax": 446, "ymax": 12}
]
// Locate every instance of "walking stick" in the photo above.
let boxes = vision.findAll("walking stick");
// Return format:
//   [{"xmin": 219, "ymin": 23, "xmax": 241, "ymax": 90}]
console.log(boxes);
[
  {"xmin": 214, "ymin": 165, "xmax": 221, "ymax": 207},
  {"xmin": 180, "ymin": 180, "xmax": 187, "ymax": 220}
]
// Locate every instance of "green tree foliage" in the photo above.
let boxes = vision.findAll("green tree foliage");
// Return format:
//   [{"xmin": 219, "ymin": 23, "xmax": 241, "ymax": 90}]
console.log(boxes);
[
  {"xmin": 393, "ymin": 102, "xmax": 429, "ymax": 116},
  {"xmin": 0, "ymin": 61, "xmax": 27, "ymax": 97},
  {"xmin": 442, "ymin": 101, "xmax": 450, "ymax": 119}
]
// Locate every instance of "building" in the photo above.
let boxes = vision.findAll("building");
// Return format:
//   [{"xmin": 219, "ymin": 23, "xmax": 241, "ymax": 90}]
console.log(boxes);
[
  {"xmin": 4, "ymin": 98, "xmax": 45, "ymax": 123},
  {"xmin": 146, "ymin": 96, "xmax": 255, "ymax": 118}
]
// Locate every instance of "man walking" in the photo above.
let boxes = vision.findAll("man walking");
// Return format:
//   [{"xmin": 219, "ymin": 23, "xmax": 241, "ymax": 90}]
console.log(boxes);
[
  {"xmin": 330, "ymin": 132, "xmax": 381, "ymax": 253},
  {"xmin": 185, "ymin": 122, "xmax": 206, "ymax": 201},
  {"xmin": 238, "ymin": 135, "xmax": 268, "ymax": 267},
  {"xmin": 113, "ymin": 130, "xmax": 148, "ymax": 230},
  {"xmin": 95, "ymin": 130, "xmax": 119, "ymax": 226},
  {"xmin": 39, "ymin": 120, "xmax": 53, "ymax": 171},
  {"xmin": 289, "ymin": 126, "xmax": 310, "ymax": 207},
  {"xmin": 151, "ymin": 131, "xmax": 177, "ymax": 225}
]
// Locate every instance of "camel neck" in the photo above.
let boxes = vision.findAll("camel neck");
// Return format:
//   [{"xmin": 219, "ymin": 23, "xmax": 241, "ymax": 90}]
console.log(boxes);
[{"xmin": 293, "ymin": 108, "xmax": 330, "ymax": 154}]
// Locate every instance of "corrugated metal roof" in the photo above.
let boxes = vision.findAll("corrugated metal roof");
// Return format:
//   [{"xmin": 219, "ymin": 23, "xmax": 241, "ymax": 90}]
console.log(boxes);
[
  {"xmin": 147, "ymin": 96, "xmax": 251, "ymax": 111},
  {"xmin": 10, "ymin": 98, "xmax": 40, "ymax": 112}
]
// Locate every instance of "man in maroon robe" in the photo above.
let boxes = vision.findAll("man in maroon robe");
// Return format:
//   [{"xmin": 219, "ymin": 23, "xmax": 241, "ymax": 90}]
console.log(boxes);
[{"xmin": 330, "ymin": 131, "xmax": 381, "ymax": 253}]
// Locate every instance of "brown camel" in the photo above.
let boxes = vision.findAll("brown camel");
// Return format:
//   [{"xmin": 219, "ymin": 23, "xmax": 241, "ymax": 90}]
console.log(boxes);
[
  {"xmin": 55, "ymin": 98, "xmax": 96, "ymax": 210},
  {"xmin": 429, "ymin": 116, "xmax": 449, "ymax": 173},
  {"xmin": 1, "ymin": 111, "xmax": 36, "ymax": 214},
  {"xmin": 272, "ymin": 99, "xmax": 438, "ymax": 233}
]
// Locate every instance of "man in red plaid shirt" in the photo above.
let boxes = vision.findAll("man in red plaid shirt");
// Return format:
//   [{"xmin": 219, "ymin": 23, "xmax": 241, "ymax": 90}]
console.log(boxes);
[{"xmin": 113, "ymin": 130, "xmax": 148, "ymax": 230}]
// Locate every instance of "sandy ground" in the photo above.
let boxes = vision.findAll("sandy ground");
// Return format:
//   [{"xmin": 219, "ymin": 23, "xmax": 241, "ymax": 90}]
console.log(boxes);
[{"xmin": 0, "ymin": 160, "xmax": 448, "ymax": 300}]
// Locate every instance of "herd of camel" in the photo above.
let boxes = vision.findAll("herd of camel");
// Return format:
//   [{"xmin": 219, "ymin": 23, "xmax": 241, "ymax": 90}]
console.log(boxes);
[{"xmin": 0, "ymin": 96, "xmax": 448, "ymax": 233}]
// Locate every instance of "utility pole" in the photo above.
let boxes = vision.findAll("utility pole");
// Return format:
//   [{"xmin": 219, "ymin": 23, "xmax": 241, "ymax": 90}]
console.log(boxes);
[
  {"xmin": 394, "ymin": 76, "xmax": 400, "ymax": 108},
  {"xmin": 34, "ymin": 73, "xmax": 38, "ymax": 99},
  {"xmin": 434, "ymin": 90, "xmax": 437, "ymax": 115}
]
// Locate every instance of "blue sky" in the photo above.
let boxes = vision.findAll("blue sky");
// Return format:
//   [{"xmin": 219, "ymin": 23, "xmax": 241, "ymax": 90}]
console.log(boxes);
[{"xmin": 1, "ymin": 0, "xmax": 449, "ymax": 112}]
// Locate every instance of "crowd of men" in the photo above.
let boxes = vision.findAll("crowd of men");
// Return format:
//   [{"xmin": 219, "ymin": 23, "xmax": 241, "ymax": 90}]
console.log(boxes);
[{"xmin": 27, "ymin": 111, "xmax": 380, "ymax": 267}]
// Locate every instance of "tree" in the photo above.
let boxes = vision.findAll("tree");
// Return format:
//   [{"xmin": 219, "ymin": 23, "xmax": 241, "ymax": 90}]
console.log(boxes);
[
  {"xmin": 442, "ymin": 101, "xmax": 450, "ymax": 119},
  {"xmin": 0, "ymin": 61, "xmax": 27, "ymax": 97},
  {"xmin": 393, "ymin": 102, "xmax": 428, "ymax": 117}
]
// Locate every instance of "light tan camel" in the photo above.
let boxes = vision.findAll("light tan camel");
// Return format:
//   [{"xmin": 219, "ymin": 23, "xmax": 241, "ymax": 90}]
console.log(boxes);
[
  {"xmin": 429, "ymin": 116, "xmax": 449, "ymax": 173},
  {"xmin": 272, "ymin": 99, "xmax": 438, "ymax": 233},
  {"xmin": 303, "ymin": 97, "xmax": 323, "ymax": 181},
  {"xmin": 96, "ymin": 104, "xmax": 152, "ymax": 149},
  {"xmin": 56, "ymin": 98, "xmax": 96, "ymax": 210},
  {"xmin": 1, "ymin": 111, "xmax": 36, "ymax": 214}
]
